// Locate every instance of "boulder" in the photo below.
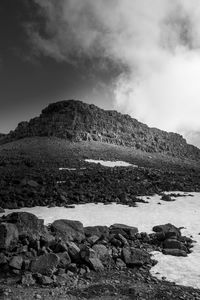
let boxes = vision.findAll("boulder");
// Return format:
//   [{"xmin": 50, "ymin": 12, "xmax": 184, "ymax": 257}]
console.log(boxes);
[
  {"xmin": 0, "ymin": 253, "xmax": 8, "ymax": 265},
  {"xmin": 162, "ymin": 249, "xmax": 187, "ymax": 257},
  {"xmin": 92, "ymin": 244, "xmax": 109, "ymax": 260},
  {"xmin": 84, "ymin": 226, "xmax": 109, "ymax": 238},
  {"xmin": 57, "ymin": 252, "xmax": 71, "ymax": 268},
  {"xmin": 0, "ymin": 223, "xmax": 19, "ymax": 249},
  {"xmin": 110, "ymin": 224, "xmax": 138, "ymax": 238},
  {"xmin": 30, "ymin": 253, "xmax": 59, "ymax": 275},
  {"xmin": 51, "ymin": 219, "xmax": 85, "ymax": 243},
  {"xmin": 80, "ymin": 246, "xmax": 96, "ymax": 262},
  {"xmin": 152, "ymin": 223, "xmax": 181, "ymax": 238},
  {"xmin": 161, "ymin": 194, "xmax": 174, "ymax": 201},
  {"xmin": 21, "ymin": 273, "xmax": 36, "ymax": 286},
  {"xmin": 9, "ymin": 255, "xmax": 23, "ymax": 270},
  {"xmin": 122, "ymin": 246, "xmax": 151, "ymax": 267},
  {"xmin": 163, "ymin": 239, "xmax": 186, "ymax": 250},
  {"xmin": 5, "ymin": 212, "xmax": 49, "ymax": 240},
  {"xmin": 88, "ymin": 257, "xmax": 104, "ymax": 272},
  {"xmin": 67, "ymin": 242, "xmax": 80, "ymax": 262}
]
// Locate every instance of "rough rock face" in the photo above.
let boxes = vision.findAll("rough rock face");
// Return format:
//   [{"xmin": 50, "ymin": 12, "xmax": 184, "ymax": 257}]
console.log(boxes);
[{"xmin": 2, "ymin": 99, "xmax": 200, "ymax": 160}]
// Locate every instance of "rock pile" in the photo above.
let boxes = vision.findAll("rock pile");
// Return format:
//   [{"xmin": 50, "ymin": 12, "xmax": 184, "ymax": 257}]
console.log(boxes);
[
  {"xmin": 0, "ymin": 212, "xmax": 194, "ymax": 287},
  {"xmin": 2, "ymin": 100, "xmax": 200, "ymax": 161}
]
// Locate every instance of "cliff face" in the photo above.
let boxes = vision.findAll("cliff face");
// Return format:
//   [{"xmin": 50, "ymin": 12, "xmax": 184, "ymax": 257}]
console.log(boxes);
[{"xmin": 3, "ymin": 99, "xmax": 200, "ymax": 160}]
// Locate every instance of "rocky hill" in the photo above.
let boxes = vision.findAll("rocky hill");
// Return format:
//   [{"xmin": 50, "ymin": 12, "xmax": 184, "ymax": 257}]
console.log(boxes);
[{"xmin": 2, "ymin": 99, "xmax": 200, "ymax": 160}]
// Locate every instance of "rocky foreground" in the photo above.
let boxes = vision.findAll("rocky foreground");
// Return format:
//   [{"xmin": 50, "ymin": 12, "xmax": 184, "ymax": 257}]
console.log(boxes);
[{"xmin": 0, "ymin": 211, "xmax": 200, "ymax": 300}]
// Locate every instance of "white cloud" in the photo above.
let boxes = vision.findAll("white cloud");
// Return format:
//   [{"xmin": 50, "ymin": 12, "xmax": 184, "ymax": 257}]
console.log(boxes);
[{"xmin": 30, "ymin": 0, "xmax": 200, "ymax": 144}]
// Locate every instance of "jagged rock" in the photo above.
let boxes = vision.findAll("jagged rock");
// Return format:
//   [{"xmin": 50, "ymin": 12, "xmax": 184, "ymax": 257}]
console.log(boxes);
[
  {"xmin": 21, "ymin": 272, "xmax": 36, "ymax": 286},
  {"xmin": 80, "ymin": 246, "xmax": 96, "ymax": 262},
  {"xmin": 0, "ymin": 253, "xmax": 8, "ymax": 265},
  {"xmin": 110, "ymin": 224, "xmax": 138, "ymax": 238},
  {"xmin": 162, "ymin": 249, "xmax": 187, "ymax": 257},
  {"xmin": 30, "ymin": 253, "xmax": 59, "ymax": 275},
  {"xmin": 161, "ymin": 194, "xmax": 175, "ymax": 202},
  {"xmin": 37, "ymin": 274, "xmax": 54, "ymax": 285},
  {"xmin": 163, "ymin": 239, "xmax": 186, "ymax": 250},
  {"xmin": 67, "ymin": 242, "xmax": 80, "ymax": 262},
  {"xmin": 122, "ymin": 246, "xmax": 151, "ymax": 267},
  {"xmin": 84, "ymin": 226, "xmax": 109, "ymax": 238},
  {"xmin": 57, "ymin": 252, "xmax": 71, "ymax": 268},
  {"xmin": 51, "ymin": 219, "xmax": 85, "ymax": 243},
  {"xmin": 5, "ymin": 212, "xmax": 51, "ymax": 241},
  {"xmin": 116, "ymin": 258, "xmax": 127, "ymax": 269},
  {"xmin": 0, "ymin": 223, "xmax": 19, "ymax": 249},
  {"xmin": 9, "ymin": 255, "xmax": 23, "ymax": 270},
  {"xmin": 92, "ymin": 244, "xmax": 109, "ymax": 260},
  {"xmin": 87, "ymin": 235, "xmax": 100, "ymax": 245},
  {"xmin": 88, "ymin": 257, "xmax": 104, "ymax": 272},
  {"xmin": 152, "ymin": 223, "xmax": 181, "ymax": 238}
]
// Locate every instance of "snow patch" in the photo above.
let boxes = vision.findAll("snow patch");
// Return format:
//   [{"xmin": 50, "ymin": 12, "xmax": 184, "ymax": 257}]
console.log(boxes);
[{"xmin": 85, "ymin": 159, "xmax": 136, "ymax": 167}]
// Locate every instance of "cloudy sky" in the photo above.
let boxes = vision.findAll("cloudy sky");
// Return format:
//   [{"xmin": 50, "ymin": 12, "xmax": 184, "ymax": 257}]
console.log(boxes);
[{"xmin": 1, "ymin": 0, "xmax": 200, "ymax": 147}]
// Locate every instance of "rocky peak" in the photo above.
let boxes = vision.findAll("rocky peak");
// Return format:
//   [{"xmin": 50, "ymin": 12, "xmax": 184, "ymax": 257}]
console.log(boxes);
[{"xmin": 2, "ymin": 99, "xmax": 200, "ymax": 160}]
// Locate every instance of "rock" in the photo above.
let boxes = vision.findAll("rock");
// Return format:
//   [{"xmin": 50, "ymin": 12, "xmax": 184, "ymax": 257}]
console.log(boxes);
[
  {"xmin": 87, "ymin": 235, "xmax": 99, "ymax": 245},
  {"xmin": 161, "ymin": 194, "xmax": 174, "ymax": 201},
  {"xmin": 30, "ymin": 253, "xmax": 59, "ymax": 275},
  {"xmin": 0, "ymin": 253, "xmax": 8, "ymax": 265},
  {"xmin": 0, "ymin": 223, "xmax": 19, "ymax": 249},
  {"xmin": 163, "ymin": 239, "xmax": 185, "ymax": 250},
  {"xmin": 110, "ymin": 224, "xmax": 138, "ymax": 238},
  {"xmin": 152, "ymin": 223, "xmax": 181, "ymax": 238},
  {"xmin": 162, "ymin": 249, "xmax": 187, "ymax": 257},
  {"xmin": 67, "ymin": 242, "xmax": 80, "ymax": 262},
  {"xmin": 21, "ymin": 273, "xmax": 36, "ymax": 286},
  {"xmin": 92, "ymin": 244, "xmax": 109, "ymax": 260},
  {"xmin": 5, "ymin": 212, "xmax": 49, "ymax": 240},
  {"xmin": 122, "ymin": 246, "xmax": 151, "ymax": 267},
  {"xmin": 9, "ymin": 255, "xmax": 23, "ymax": 270},
  {"xmin": 27, "ymin": 180, "xmax": 39, "ymax": 188},
  {"xmin": 80, "ymin": 246, "xmax": 96, "ymax": 262},
  {"xmin": 57, "ymin": 252, "xmax": 71, "ymax": 268},
  {"xmin": 84, "ymin": 226, "xmax": 109, "ymax": 238},
  {"xmin": 88, "ymin": 257, "xmax": 104, "ymax": 272},
  {"xmin": 37, "ymin": 275, "xmax": 54, "ymax": 285},
  {"xmin": 116, "ymin": 258, "xmax": 126, "ymax": 269},
  {"xmin": 0, "ymin": 207, "xmax": 5, "ymax": 213},
  {"xmin": 51, "ymin": 219, "xmax": 85, "ymax": 243}
]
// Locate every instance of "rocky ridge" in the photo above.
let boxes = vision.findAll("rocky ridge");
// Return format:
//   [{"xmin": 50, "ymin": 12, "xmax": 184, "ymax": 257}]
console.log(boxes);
[{"xmin": 2, "ymin": 100, "xmax": 200, "ymax": 161}]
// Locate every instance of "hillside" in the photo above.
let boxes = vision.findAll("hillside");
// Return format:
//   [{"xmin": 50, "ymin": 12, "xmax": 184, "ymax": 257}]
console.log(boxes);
[{"xmin": 2, "ymin": 99, "xmax": 200, "ymax": 161}]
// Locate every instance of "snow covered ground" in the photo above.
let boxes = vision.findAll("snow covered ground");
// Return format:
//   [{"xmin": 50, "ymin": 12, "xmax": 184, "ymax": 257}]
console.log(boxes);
[
  {"xmin": 85, "ymin": 159, "xmax": 136, "ymax": 167},
  {"xmin": 1, "ymin": 193, "xmax": 200, "ymax": 288}
]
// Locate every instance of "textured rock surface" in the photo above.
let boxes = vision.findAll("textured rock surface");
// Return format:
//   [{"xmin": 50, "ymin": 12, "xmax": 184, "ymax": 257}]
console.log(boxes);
[
  {"xmin": 51, "ymin": 219, "xmax": 85, "ymax": 243},
  {"xmin": 2, "ymin": 99, "xmax": 200, "ymax": 160}
]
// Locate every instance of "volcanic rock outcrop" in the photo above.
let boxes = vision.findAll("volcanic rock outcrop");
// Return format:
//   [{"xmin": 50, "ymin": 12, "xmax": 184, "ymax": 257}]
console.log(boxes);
[{"xmin": 2, "ymin": 100, "xmax": 200, "ymax": 160}]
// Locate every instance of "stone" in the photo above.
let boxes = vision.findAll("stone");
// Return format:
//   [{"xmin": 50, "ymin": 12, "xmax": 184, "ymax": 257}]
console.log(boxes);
[
  {"xmin": 116, "ymin": 258, "xmax": 126, "ymax": 269},
  {"xmin": 30, "ymin": 253, "xmax": 59, "ymax": 275},
  {"xmin": 122, "ymin": 246, "xmax": 151, "ymax": 267},
  {"xmin": 87, "ymin": 235, "xmax": 99, "ymax": 245},
  {"xmin": 21, "ymin": 273, "xmax": 36, "ymax": 286},
  {"xmin": 0, "ymin": 223, "xmax": 19, "ymax": 249},
  {"xmin": 110, "ymin": 224, "xmax": 138, "ymax": 238},
  {"xmin": 80, "ymin": 246, "xmax": 96, "ymax": 262},
  {"xmin": 67, "ymin": 242, "xmax": 80, "ymax": 262},
  {"xmin": 27, "ymin": 180, "xmax": 39, "ymax": 188},
  {"xmin": 51, "ymin": 219, "xmax": 85, "ymax": 243},
  {"xmin": 163, "ymin": 239, "xmax": 185, "ymax": 250},
  {"xmin": 5, "ymin": 212, "xmax": 48, "ymax": 240},
  {"xmin": 88, "ymin": 257, "xmax": 104, "ymax": 272},
  {"xmin": 152, "ymin": 223, "xmax": 181, "ymax": 238},
  {"xmin": 57, "ymin": 252, "xmax": 71, "ymax": 268},
  {"xmin": 84, "ymin": 226, "xmax": 109, "ymax": 238},
  {"xmin": 161, "ymin": 194, "xmax": 174, "ymax": 201},
  {"xmin": 0, "ymin": 253, "xmax": 8, "ymax": 265},
  {"xmin": 37, "ymin": 275, "xmax": 54, "ymax": 285},
  {"xmin": 0, "ymin": 207, "xmax": 5, "ymax": 213},
  {"xmin": 92, "ymin": 244, "xmax": 109, "ymax": 260},
  {"xmin": 162, "ymin": 249, "xmax": 187, "ymax": 257},
  {"xmin": 9, "ymin": 255, "xmax": 23, "ymax": 270}
]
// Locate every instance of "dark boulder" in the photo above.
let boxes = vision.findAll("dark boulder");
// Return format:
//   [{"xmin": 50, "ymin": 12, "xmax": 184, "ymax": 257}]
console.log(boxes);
[
  {"xmin": 51, "ymin": 219, "xmax": 85, "ymax": 243},
  {"xmin": 0, "ymin": 223, "xmax": 19, "ymax": 249},
  {"xmin": 152, "ymin": 223, "xmax": 181, "ymax": 238},
  {"xmin": 162, "ymin": 249, "xmax": 187, "ymax": 257},
  {"xmin": 122, "ymin": 246, "xmax": 151, "ymax": 267},
  {"xmin": 30, "ymin": 253, "xmax": 59, "ymax": 275}
]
